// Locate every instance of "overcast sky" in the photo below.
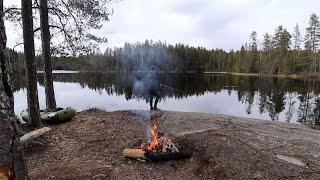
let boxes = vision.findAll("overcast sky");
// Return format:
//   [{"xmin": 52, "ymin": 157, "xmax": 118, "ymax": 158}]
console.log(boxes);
[{"xmin": 4, "ymin": 0, "xmax": 320, "ymax": 52}]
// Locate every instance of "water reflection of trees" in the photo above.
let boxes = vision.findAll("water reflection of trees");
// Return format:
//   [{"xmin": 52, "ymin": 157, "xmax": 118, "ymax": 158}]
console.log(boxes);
[
  {"xmin": 13, "ymin": 72, "xmax": 320, "ymax": 126},
  {"xmin": 314, "ymin": 98, "xmax": 320, "ymax": 126}
]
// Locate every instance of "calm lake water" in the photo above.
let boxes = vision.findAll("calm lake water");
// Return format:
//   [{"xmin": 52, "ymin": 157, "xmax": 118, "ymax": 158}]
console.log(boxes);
[{"xmin": 13, "ymin": 71, "xmax": 320, "ymax": 126}]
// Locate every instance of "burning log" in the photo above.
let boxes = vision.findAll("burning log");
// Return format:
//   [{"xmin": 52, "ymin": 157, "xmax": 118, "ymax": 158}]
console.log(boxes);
[
  {"xmin": 123, "ymin": 148, "xmax": 191, "ymax": 162},
  {"xmin": 142, "ymin": 120, "xmax": 179, "ymax": 153},
  {"xmin": 144, "ymin": 151, "xmax": 191, "ymax": 162},
  {"xmin": 123, "ymin": 120, "xmax": 191, "ymax": 162},
  {"xmin": 123, "ymin": 148, "xmax": 147, "ymax": 160}
]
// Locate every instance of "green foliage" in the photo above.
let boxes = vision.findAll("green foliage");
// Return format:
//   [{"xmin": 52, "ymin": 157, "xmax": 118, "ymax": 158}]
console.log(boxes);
[
  {"xmin": 7, "ymin": 12, "xmax": 320, "ymax": 76},
  {"xmin": 38, "ymin": 56, "xmax": 94, "ymax": 71},
  {"xmin": 304, "ymin": 13, "xmax": 320, "ymax": 51},
  {"xmin": 5, "ymin": 0, "xmax": 112, "ymax": 56}
]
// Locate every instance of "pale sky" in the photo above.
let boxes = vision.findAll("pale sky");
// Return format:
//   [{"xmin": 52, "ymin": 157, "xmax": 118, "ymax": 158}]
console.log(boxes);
[{"xmin": 4, "ymin": 0, "xmax": 320, "ymax": 52}]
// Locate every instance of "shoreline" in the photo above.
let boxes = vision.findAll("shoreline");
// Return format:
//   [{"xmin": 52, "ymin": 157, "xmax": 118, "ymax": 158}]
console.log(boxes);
[
  {"xmin": 56, "ymin": 70, "xmax": 320, "ymax": 80},
  {"xmin": 203, "ymin": 71, "xmax": 318, "ymax": 79},
  {"xmin": 25, "ymin": 109, "xmax": 320, "ymax": 179}
]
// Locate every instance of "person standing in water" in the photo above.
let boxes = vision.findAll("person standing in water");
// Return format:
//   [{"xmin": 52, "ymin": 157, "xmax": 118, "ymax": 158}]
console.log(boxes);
[{"xmin": 147, "ymin": 66, "xmax": 160, "ymax": 110}]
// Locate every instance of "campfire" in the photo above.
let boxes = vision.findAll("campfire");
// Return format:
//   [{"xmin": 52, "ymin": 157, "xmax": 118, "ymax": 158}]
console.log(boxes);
[
  {"xmin": 141, "ymin": 120, "xmax": 179, "ymax": 153},
  {"xmin": 123, "ymin": 119, "xmax": 189, "ymax": 162}
]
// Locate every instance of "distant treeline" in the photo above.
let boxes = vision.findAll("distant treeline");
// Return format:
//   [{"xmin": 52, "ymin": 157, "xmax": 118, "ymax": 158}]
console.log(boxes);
[
  {"xmin": 8, "ymin": 49, "xmax": 93, "ymax": 72},
  {"xmin": 8, "ymin": 13, "xmax": 320, "ymax": 75}
]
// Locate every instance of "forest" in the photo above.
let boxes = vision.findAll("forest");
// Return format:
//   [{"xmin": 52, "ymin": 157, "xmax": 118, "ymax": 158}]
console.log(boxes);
[
  {"xmin": 2, "ymin": 0, "xmax": 320, "ymax": 179},
  {"xmin": 8, "ymin": 13, "xmax": 320, "ymax": 75}
]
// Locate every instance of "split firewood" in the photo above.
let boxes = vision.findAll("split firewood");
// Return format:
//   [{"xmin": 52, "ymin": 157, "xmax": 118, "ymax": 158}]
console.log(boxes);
[
  {"xmin": 124, "ymin": 120, "xmax": 189, "ymax": 162},
  {"xmin": 123, "ymin": 148, "xmax": 147, "ymax": 160},
  {"xmin": 20, "ymin": 127, "xmax": 51, "ymax": 143}
]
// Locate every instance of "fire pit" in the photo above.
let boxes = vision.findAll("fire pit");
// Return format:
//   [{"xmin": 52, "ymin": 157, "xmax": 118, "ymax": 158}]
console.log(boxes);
[{"xmin": 123, "ymin": 119, "xmax": 191, "ymax": 162}]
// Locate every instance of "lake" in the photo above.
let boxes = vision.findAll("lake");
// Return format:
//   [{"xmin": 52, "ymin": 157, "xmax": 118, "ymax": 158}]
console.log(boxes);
[{"xmin": 13, "ymin": 71, "xmax": 320, "ymax": 126}]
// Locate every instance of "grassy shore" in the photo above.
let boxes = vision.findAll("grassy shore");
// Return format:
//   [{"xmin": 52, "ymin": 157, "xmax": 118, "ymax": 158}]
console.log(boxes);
[{"xmin": 24, "ymin": 109, "xmax": 320, "ymax": 179}]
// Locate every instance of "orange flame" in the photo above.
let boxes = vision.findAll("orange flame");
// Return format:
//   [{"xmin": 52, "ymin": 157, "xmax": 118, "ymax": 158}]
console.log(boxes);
[
  {"xmin": 143, "ymin": 121, "xmax": 160, "ymax": 151},
  {"xmin": 142, "ymin": 120, "xmax": 179, "ymax": 153}
]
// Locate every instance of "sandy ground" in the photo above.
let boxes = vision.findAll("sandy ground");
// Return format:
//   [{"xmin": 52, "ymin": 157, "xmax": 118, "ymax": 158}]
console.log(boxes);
[{"xmin": 24, "ymin": 109, "xmax": 320, "ymax": 180}]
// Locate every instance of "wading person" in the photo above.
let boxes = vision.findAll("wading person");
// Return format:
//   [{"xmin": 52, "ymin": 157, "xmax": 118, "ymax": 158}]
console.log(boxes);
[{"xmin": 147, "ymin": 66, "xmax": 160, "ymax": 110}]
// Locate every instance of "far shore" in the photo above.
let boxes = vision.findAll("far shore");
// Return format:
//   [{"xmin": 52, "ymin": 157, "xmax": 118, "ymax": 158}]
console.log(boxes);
[
  {"xmin": 203, "ymin": 71, "xmax": 320, "ymax": 79},
  {"xmin": 46, "ymin": 69, "xmax": 319, "ymax": 80}
]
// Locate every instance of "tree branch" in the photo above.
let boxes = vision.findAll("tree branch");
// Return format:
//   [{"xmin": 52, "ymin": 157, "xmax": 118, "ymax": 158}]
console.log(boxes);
[
  {"xmin": 33, "ymin": 27, "xmax": 40, "ymax": 33},
  {"xmin": 4, "ymin": 6, "xmax": 39, "ymax": 14},
  {"xmin": 13, "ymin": 43, "xmax": 24, "ymax": 52},
  {"xmin": 61, "ymin": 0, "xmax": 81, "ymax": 29}
]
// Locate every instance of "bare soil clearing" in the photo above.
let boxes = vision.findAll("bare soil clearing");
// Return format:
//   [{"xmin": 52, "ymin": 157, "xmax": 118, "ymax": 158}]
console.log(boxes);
[{"xmin": 25, "ymin": 109, "xmax": 320, "ymax": 179}]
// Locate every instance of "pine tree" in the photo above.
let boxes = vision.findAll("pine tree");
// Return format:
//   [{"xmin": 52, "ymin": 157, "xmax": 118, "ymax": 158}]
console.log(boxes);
[
  {"xmin": 263, "ymin": 33, "xmax": 272, "ymax": 62},
  {"xmin": 305, "ymin": 13, "xmax": 320, "ymax": 73},
  {"xmin": 274, "ymin": 26, "xmax": 291, "ymax": 54},
  {"xmin": 272, "ymin": 26, "xmax": 291, "ymax": 73},
  {"xmin": 249, "ymin": 31, "xmax": 258, "ymax": 72},
  {"xmin": 292, "ymin": 23, "xmax": 302, "ymax": 73},
  {"xmin": 250, "ymin": 31, "xmax": 258, "ymax": 51},
  {"xmin": 262, "ymin": 33, "xmax": 273, "ymax": 73},
  {"xmin": 40, "ymin": 0, "xmax": 56, "ymax": 110},
  {"xmin": 21, "ymin": 0, "xmax": 41, "ymax": 127},
  {"xmin": 293, "ymin": 24, "xmax": 302, "ymax": 50}
]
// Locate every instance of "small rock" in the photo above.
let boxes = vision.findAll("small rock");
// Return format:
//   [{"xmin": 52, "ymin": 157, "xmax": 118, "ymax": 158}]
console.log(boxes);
[
  {"xmin": 276, "ymin": 155, "xmax": 305, "ymax": 166},
  {"xmin": 254, "ymin": 171, "xmax": 262, "ymax": 178},
  {"xmin": 313, "ymin": 153, "xmax": 320, "ymax": 158},
  {"xmin": 92, "ymin": 174, "xmax": 109, "ymax": 179}
]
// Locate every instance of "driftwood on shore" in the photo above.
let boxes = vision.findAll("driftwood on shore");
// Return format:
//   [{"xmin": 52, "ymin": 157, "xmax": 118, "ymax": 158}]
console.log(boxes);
[{"xmin": 20, "ymin": 127, "xmax": 51, "ymax": 143}]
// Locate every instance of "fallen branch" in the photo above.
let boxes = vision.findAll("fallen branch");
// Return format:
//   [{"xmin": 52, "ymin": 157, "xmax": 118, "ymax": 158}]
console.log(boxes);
[{"xmin": 20, "ymin": 127, "xmax": 51, "ymax": 143}]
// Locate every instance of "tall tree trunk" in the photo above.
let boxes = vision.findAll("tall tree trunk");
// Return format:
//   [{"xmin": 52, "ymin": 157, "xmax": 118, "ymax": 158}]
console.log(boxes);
[
  {"xmin": 22, "ymin": 0, "xmax": 41, "ymax": 128},
  {"xmin": 0, "ymin": 0, "xmax": 29, "ymax": 179},
  {"xmin": 314, "ymin": 52, "xmax": 317, "ymax": 73},
  {"xmin": 313, "ymin": 37, "xmax": 317, "ymax": 73},
  {"xmin": 40, "ymin": 0, "xmax": 56, "ymax": 109},
  {"xmin": 293, "ymin": 51, "xmax": 297, "ymax": 73}
]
